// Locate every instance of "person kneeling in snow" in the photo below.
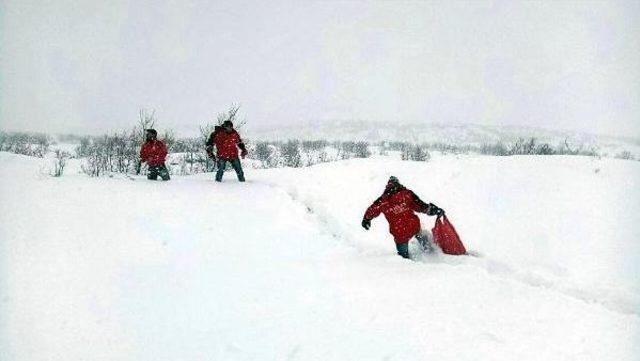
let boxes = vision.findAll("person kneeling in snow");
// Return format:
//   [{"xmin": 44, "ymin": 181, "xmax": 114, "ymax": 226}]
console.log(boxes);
[
  {"xmin": 362, "ymin": 176, "xmax": 444, "ymax": 259},
  {"xmin": 205, "ymin": 120, "xmax": 248, "ymax": 182},
  {"xmin": 139, "ymin": 129, "xmax": 170, "ymax": 181}
]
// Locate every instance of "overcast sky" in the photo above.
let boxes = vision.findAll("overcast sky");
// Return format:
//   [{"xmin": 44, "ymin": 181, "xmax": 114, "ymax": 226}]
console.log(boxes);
[{"xmin": 1, "ymin": 0, "xmax": 638, "ymax": 137}]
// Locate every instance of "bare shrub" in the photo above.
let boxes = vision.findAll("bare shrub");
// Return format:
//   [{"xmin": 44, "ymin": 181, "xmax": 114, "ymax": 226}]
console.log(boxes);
[
  {"xmin": 535, "ymin": 143, "xmax": 555, "ymax": 155},
  {"xmin": 216, "ymin": 103, "xmax": 245, "ymax": 128},
  {"xmin": 162, "ymin": 129, "xmax": 176, "ymax": 152},
  {"xmin": 615, "ymin": 150, "xmax": 635, "ymax": 160},
  {"xmin": 556, "ymin": 138, "xmax": 598, "ymax": 157},
  {"xmin": 300, "ymin": 140, "xmax": 330, "ymax": 166},
  {"xmin": 480, "ymin": 142, "xmax": 509, "ymax": 156},
  {"xmin": 430, "ymin": 142, "xmax": 471, "ymax": 155},
  {"xmin": 0, "ymin": 131, "xmax": 51, "ymax": 157},
  {"xmin": 505, "ymin": 138, "xmax": 557, "ymax": 156},
  {"xmin": 75, "ymin": 137, "xmax": 92, "ymax": 157},
  {"xmin": 281, "ymin": 140, "xmax": 302, "ymax": 168},
  {"xmin": 253, "ymin": 141, "xmax": 279, "ymax": 168},
  {"xmin": 81, "ymin": 143, "xmax": 103, "ymax": 177},
  {"xmin": 353, "ymin": 141, "xmax": 371, "ymax": 158},
  {"xmin": 51, "ymin": 150, "xmax": 69, "ymax": 177},
  {"xmin": 402, "ymin": 144, "xmax": 430, "ymax": 161},
  {"xmin": 0, "ymin": 131, "xmax": 7, "ymax": 151},
  {"xmin": 508, "ymin": 137, "xmax": 535, "ymax": 155},
  {"xmin": 378, "ymin": 141, "xmax": 389, "ymax": 156}
]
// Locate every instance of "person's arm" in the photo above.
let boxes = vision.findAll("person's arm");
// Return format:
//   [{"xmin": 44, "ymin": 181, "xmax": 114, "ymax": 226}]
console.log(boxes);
[
  {"xmin": 362, "ymin": 195, "xmax": 386, "ymax": 229},
  {"xmin": 411, "ymin": 191, "xmax": 443, "ymax": 216},
  {"xmin": 235, "ymin": 131, "xmax": 248, "ymax": 158}
]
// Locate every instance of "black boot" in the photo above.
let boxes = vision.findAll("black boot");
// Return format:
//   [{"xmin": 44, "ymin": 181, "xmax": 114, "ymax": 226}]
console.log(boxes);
[{"xmin": 396, "ymin": 243, "xmax": 410, "ymax": 259}]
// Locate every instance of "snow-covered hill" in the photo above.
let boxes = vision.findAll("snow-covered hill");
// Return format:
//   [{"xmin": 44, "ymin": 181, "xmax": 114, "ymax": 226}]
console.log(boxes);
[
  {"xmin": 1, "ymin": 152, "xmax": 638, "ymax": 360},
  {"xmin": 247, "ymin": 121, "xmax": 640, "ymax": 157}
]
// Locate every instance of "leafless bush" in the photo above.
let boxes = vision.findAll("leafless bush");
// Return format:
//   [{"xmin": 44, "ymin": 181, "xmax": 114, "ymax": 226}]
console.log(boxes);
[
  {"xmin": 0, "ymin": 131, "xmax": 51, "ymax": 157},
  {"xmin": 0, "ymin": 131, "xmax": 7, "ymax": 151},
  {"xmin": 401, "ymin": 144, "xmax": 430, "ymax": 161},
  {"xmin": 80, "ymin": 143, "xmax": 103, "ymax": 177},
  {"xmin": 480, "ymin": 142, "xmax": 509, "ymax": 156},
  {"xmin": 247, "ymin": 139, "xmax": 335, "ymax": 168},
  {"xmin": 253, "ymin": 141, "xmax": 279, "ymax": 168},
  {"xmin": 302, "ymin": 140, "xmax": 329, "ymax": 152},
  {"xmin": 335, "ymin": 141, "xmax": 371, "ymax": 159},
  {"xmin": 216, "ymin": 103, "xmax": 246, "ymax": 128},
  {"xmin": 377, "ymin": 141, "xmax": 389, "ymax": 156},
  {"xmin": 353, "ymin": 141, "xmax": 371, "ymax": 158},
  {"xmin": 503, "ymin": 137, "xmax": 557, "ymax": 156},
  {"xmin": 56, "ymin": 133, "xmax": 86, "ymax": 143},
  {"xmin": 137, "ymin": 109, "xmax": 156, "ymax": 136},
  {"xmin": 429, "ymin": 142, "xmax": 471, "ymax": 155},
  {"xmin": 536, "ymin": 143, "xmax": 555, "ymax": 155},
  {"xmin": 171, "ymin": 137, "xmax": 210, "ymax": 174},
  {"xmin": 615, "ymin": 150, "xmax": 635, "ymax": 160},
  {"xmin": 75, "ymin": 137, "xmax": 92, "ymax": 157},
  {"xmin": 299, "ymin": 140, "xmax": 330, "ymax": 166},
  {"xmin": 508, "ymin": 137, "xmax": 534, "ymax": 155},
  {"xmin": 77, "ymin": 132, "xmax": 140, "ymax": 176},
  {"xmin": 51, "ymin": 150, "xmax": 69, "ymax": 177},
  {"xmin": 162, "ymin": 129, "xmax": 176, "ymax": 152},
  {"xmin": 556, "ymin": 138, "xmax": 598, "ymax": 157},
  {"xmin": 281, "ymin": 140, "xmax": 302, "ymax": 168}
]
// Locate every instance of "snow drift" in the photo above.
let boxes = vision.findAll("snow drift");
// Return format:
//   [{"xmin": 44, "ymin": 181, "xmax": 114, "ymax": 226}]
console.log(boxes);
[{"xmin": 1, "ymin": 151, "xmax": 638, "ymax": 360}]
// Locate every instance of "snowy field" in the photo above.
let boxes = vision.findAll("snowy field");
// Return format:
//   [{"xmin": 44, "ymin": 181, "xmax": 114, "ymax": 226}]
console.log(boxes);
[{"xmin": 1, "ymin": 151, "xmax": 639, "ymax": 360}]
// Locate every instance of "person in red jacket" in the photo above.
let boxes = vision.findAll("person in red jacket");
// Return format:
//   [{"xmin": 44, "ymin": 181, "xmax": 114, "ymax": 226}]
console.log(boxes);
[
  {"xmin": 362, "ymin": 176, "xmax": 444, "ymax": 259},
  {"xmin": 139, "ymin": 129, "xmax": 170, "ymax": 181},
  {"xmin": 205, "ymin": 120, "xmax": 248, "ymax": 182}
]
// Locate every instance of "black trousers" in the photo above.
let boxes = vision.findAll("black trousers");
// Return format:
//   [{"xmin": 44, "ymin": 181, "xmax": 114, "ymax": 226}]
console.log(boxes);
[
  {"xmin": 148, "ymin": 164, "xmax": 170, "ymax": 181},
  {"xmin": 395, "ymin": 233, "xmax": 434, "ymax": 259},
  {"xmin": 215, "ymin": 158, "xmax": 245, "ymax": 182}
]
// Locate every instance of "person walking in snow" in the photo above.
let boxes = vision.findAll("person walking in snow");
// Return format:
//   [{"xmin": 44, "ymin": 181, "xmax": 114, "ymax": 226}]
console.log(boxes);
[
  {"xmin": 362, "ymin": 176, "xmax": 444, "ymax": 259},
  {"xmin": 139, "ymin": 128, "xmax": 170, "ymax": 181},
  {"xmin": 205, "ymin": 120, "xmax": 248, "ymax": 182}
]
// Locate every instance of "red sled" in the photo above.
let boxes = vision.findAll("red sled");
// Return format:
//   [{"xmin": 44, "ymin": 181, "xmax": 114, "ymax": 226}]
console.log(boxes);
[{"xmin": 432, "ymin": 215, "xmax": 467, "ymax": 255}]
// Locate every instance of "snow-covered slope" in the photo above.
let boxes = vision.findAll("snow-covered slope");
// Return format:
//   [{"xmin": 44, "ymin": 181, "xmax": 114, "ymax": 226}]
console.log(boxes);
[
  {"xmin": 247, "ymin": 121, "xmax": 640, "ymax": 157},
  {"xmin": 1, "ymin": 152, "xmax": 638, "ymax": 360}
]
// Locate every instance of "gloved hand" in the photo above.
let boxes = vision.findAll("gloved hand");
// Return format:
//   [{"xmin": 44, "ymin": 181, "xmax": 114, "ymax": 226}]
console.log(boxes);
[
  {"xmin": 435, "ymin": 207, "xmax": 445, "ymax": 216},
  {"xmin": 241, "ymin": 149, "xmax": 248, "ymax": 159},
  {"xmin": 361, "ymin": 218, "xmax": 371, "ymax": 230}
]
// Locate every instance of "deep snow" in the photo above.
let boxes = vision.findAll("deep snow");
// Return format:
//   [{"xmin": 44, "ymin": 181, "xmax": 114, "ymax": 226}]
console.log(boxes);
[{"xmin": 1, "ymin": 152, "xmax": 638, "ymax": 360}]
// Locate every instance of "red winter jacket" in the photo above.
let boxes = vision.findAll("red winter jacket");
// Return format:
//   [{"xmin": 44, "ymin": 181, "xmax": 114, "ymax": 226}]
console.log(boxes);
[
  {"xmin": 140, "ymin": 140, "xmax": 168, "ymax": 167},
  {"xmin": 364, "ymin": 186, "xmax": 436, "ymax": 244},
  {"xmin": 207, "ymin": 127, "xmax": 246, "ymax": 160}
]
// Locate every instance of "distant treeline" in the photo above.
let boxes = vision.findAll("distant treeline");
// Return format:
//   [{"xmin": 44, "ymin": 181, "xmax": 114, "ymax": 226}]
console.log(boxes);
[
  {"xmin": 1, "ymin": 128, "xmax": 637, "ymax": 178},
  {"xmin": 0, "ymin": 131, "xmax": 51, "ymax": 158}
]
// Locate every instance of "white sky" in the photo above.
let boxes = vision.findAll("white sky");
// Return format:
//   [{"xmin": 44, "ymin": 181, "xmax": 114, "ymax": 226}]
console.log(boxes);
[{"xmin": 1, "ymin": 0, "xmax": 639, "ymax": 137}]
